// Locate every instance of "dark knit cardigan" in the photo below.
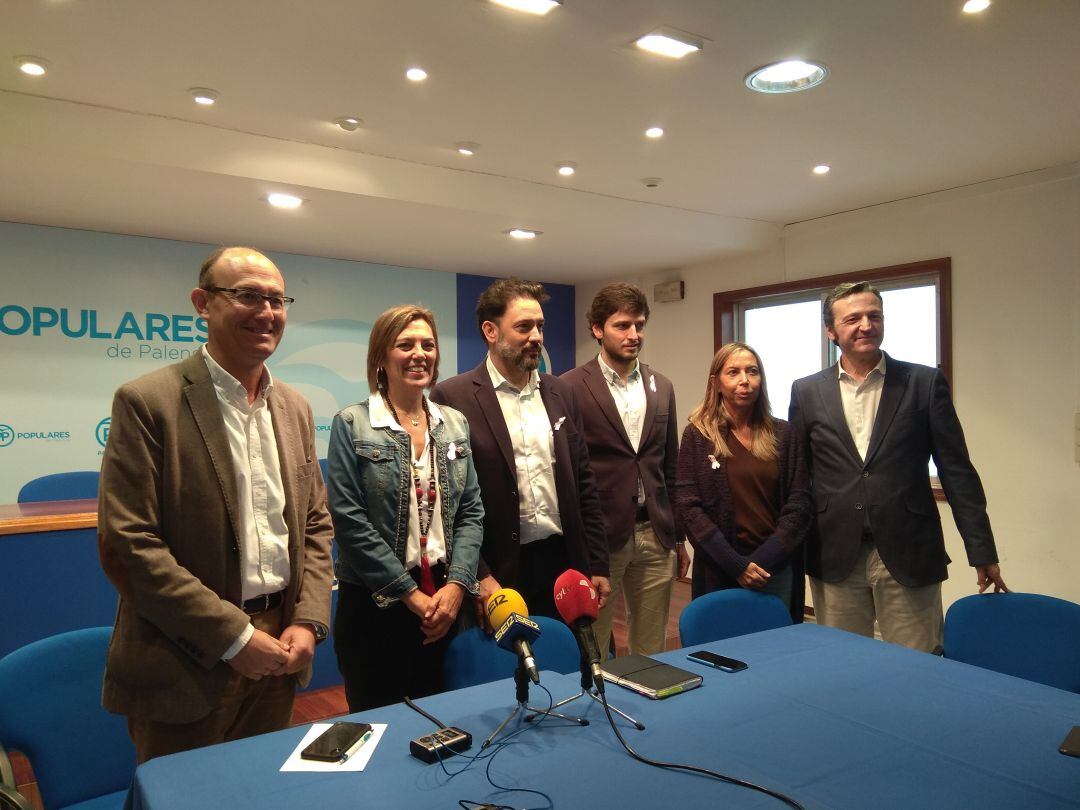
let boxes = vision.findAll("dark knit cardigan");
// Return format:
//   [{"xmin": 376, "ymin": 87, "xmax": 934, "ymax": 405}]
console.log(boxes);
[{"xmin": 673, "ymin": 419, "xmax": 813, "ymax": 622}]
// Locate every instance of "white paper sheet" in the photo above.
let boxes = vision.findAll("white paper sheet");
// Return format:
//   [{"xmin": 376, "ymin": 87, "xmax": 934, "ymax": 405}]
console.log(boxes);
[{"xmin": 279, "ymin": 722, "xmax": 388, "ymax": 772}]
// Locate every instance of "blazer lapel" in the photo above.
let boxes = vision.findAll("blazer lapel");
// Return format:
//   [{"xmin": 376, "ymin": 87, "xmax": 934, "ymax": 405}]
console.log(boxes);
[
  {"xmin": 539, "ymin": 379, "xmax": 573, "ymax": 484},
  {"xmin": 269, "ymin": 391, "xmax": 300, "ymax": 543},
  {"xmin": 639, "ymin": 362, "xmax": 658, "ymax": 450},
  {"xmin": 816, "ymin": 366, "xmax": 863, "ymax": 465},
  {"xmin": 181, "ymin": 355, "xmax": 242, "ymax": 544},
  {"xmin": 864, "ymin": 354, "xmax": 908, "ymax": 466},
  {"xmin": 582, "ymin": 359, "xmax": 634, "ymax": 451},
  {"xmin": 471, "ymin": 365, "xmax": 517, "ymax": 478}
]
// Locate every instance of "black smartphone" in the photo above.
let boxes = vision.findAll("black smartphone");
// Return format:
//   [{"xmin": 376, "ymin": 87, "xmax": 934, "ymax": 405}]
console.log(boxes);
[
  {"xmin": 686, "ymin": 650, "xmax": 748, "ymax": 672},
  {"xmin": 301, "ymin": 721, "xmax": 374, "ymax": 762},
  {"xmin": 1060, "ymin": 725, "xmax": 1080, "ymax": 758}
]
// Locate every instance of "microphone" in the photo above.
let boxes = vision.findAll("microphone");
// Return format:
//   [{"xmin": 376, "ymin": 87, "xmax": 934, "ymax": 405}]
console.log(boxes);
[
  {"xmin": 485, "ymin": 588, "xmax": 542, "ymax": 685},
  {"xmin": 553, "ymin": 569, "xmax": 605, "ymax": 694}
]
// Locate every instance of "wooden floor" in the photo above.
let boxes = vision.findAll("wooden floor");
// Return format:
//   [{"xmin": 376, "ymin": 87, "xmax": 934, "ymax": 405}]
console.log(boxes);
[{"xmin": 10, "ymin": 580, "xmax": 694, "ymax": 807}]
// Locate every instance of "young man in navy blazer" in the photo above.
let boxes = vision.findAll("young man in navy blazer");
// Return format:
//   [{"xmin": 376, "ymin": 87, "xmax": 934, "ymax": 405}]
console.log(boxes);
[
  {"xmin": 789, "ymin": 281, "xmax": 1007, "ymax": 651},
  {"xmin": 562, "ymin": 284, "xmax": 688, "ymax": 655}
]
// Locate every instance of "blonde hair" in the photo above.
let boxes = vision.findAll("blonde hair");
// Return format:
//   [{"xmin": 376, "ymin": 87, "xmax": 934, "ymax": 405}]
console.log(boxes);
[{"xmin": 687, "ymin": 342, "xmax": 778, "ymax": 461}]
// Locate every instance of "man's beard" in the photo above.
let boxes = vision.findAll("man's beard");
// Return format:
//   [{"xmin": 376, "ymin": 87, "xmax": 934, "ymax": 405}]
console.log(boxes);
[{"xmin": 497, "ymin": 338, "xmax": 540, "ymax": 373}]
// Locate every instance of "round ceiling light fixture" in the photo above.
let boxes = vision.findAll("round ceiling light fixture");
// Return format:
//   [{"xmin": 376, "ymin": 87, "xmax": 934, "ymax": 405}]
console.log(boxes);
[
  {"xmin": 645, "ymin": 126, "xmax": 664, "ymax": 139},
  {"xmin": 406, "ymin": 67, "xmax": 428, "ymax": 82},
  {"xmin": 455, "ymin": 141, "xmax": 479, "ymax": 156},
  {"xmin": 745, "ymin": 60, "xmax": 828, "ymax": 94},
  {"xmin": 266, "ymin": 193, "xmax": 304, "ymax": 209},
  {"xmin": 15, "ymin": 56, "xmax": 49, "ymax": 76},
  {"xmin": 506, "ymin": 228, "xmax": 540, "ymax": 240},
  {"xmin": 640, "ymin": 177, "xmax": 663, "ymax": 188},
  {"xmin": 962, "ymin": 0, "xmax": 990, "ymax": 12},
  {"xmin": 335, "ymin": 116, "xmax": 362, "ymax": 131},
  {"xmin": 189, "ymin": 87, "xmax": 219, "ymax": 106},
  {"xmin": 813, "ymin": 164, "xmax": 831, "ymax": 175},
  {"xmin": 556, "ymin": 162, "xmax": 576, "ymax": 177}
]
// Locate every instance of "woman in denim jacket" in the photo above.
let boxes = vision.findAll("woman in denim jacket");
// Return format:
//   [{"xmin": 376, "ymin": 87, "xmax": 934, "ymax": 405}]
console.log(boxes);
[{"xmin": 327, "ymin": 305, "xmax": 484, "ymax": 711}]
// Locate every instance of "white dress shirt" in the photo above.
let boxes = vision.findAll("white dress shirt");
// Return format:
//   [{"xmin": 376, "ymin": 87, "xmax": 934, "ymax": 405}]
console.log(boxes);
[
  {"xmin": 368, "ymin": 392, "xmax": 447, "ymax": 569},
  {"xmin": 486, "ymin": 355, "xmax": 563, "ymax": 544},
  {"xmin": 203, "ymin": 346, "xmax": 290, "ymax": 659},
  {"xmin": 597, "ymin": 353, "xmax": 647, "ymax": 504},
  {"xmin": 837, "ymin": 353, "xmax": 887, "ymax": 461}
]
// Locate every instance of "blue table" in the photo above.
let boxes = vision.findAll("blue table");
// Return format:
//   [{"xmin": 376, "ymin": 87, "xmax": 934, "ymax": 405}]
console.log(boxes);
[{"xmin": 128, "ymin": 624, "xmax": 1080, "ymax": 809}]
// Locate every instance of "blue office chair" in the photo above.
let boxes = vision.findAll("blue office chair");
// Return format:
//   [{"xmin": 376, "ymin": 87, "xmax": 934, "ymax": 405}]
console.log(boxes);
[
  {"xmin": 943, "ymin": 593, "xmax": 1080, "ymax": 693},
  {"xmin": 0, "ymin": 628, "xmax": 135, "ymax": 809},
  {"xmin": 443, "ymin": 616, "xmax": 581, "ymax": 691},
  {"xmin": 678, "ymin": 589, "xmax": 792, "ymax": 647},
  {"xmin": 17, "ymin": 471, "xmax": 100, "ymax": 504}
]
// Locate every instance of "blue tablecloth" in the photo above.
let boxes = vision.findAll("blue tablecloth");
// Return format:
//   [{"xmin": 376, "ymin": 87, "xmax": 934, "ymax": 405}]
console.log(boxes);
[{"xmin": 128, "ymin": 624, "xmax": 1080, "ymax": 809}]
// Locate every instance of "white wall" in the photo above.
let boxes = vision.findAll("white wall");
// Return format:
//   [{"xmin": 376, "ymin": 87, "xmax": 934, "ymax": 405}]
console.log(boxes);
[{"xmin": 576, "ymin": 168, "xmax": 1080, "ymax": 608}]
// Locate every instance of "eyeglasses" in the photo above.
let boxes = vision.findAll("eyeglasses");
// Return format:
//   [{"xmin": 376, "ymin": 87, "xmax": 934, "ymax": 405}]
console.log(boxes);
[{"xmin": 205, "ymin": 287, "xmax": 295, "ymax": 311}]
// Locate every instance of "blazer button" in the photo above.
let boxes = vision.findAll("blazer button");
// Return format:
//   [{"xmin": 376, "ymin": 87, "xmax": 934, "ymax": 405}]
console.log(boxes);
[
  {"xmin": 510, "ymin": 491, "xmax": 518, "ymax": 499},
  {"xmin": 511, "ymin": 532, "xmax": 519, "ymax": 541},
  {"xmin": 862, "ymin": 471, "xmax": 870, "ymax": 478},
  {"xmin": 855, "ymin": 503, "xmax": 864, "ymax": 511}
]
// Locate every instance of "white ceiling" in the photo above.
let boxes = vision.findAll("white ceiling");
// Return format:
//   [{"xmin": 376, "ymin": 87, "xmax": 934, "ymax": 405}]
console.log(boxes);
[{"xmin": 3, "ymin": 0, "xmax": 1079, "ymax": 282}]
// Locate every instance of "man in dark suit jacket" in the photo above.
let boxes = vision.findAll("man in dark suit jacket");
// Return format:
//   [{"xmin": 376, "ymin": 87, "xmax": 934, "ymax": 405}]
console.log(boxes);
[
  {"xmin": 431, "ymin": 278, "xmax": 609, "ymax": 620},
  {"xmin": 789, "ymin": 281, "xmax": 1006, "ymax": 651},
  {"xmin": 561, "ymin": 283, "xmax": 688, "ymax": 655},
  {"xmin": 98, "ymin": 247, "xmax": 334, "ymax": 762}
]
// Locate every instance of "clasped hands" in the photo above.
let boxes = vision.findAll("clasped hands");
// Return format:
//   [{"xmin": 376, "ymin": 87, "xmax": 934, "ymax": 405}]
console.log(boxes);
[
  {"xmin": 405, "ymin": 582, "xmax": 467, "ymax": 645},
  {"xmin": 229, "ymin": 624, "xmax": 316, "ymax": 680}
]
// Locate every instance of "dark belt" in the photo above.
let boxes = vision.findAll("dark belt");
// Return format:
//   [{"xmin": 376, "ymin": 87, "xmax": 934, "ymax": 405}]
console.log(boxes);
[{"xmin": 242, "ymin": 590, "xmax": 284, "ymax": 615}]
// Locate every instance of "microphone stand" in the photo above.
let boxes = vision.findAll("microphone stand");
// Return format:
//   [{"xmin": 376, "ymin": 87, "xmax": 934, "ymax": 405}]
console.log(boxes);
[
  {"xmin": 528, "ymin": 663, "xmax": 644, "ymax": 730},
  {"xmin": 483, "ymin": 660, "xmax": 590, "ymax": 749}
]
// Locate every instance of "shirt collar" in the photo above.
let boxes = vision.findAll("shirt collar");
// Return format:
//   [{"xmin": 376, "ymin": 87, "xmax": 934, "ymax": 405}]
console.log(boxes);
[
  {"xmin": 597, "ymin": 353, "xmax": 640, "ymax": 385},
  {"xmin": 837, "ymin": 352, "xmax": 887, "ymax": 382},
  {"xmin": 486, "ymin": 354, "xmax": 540, "ymax": 394},
  {"xmin": 369, "ymin": 391, "xmax": 444, "ymax": 431},
  {"xmin": 202, "ymin": 345, "xmax": 273, "ymax": 403}
]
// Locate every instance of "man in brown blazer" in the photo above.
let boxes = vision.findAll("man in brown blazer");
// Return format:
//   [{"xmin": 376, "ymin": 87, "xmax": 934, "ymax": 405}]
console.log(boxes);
[
  {"xmin": 562, "ymin": 284, "xmax": 688, "ymax": 655},
  {"xmin": 98, "ymin": 247, "xmax": 334, "ymax": 762}
]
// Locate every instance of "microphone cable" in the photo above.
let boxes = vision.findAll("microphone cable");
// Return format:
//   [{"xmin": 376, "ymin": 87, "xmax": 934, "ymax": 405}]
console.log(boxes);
[{"xmin": 598, "ymin": 690, "xmax": 805, "ymax": 810}]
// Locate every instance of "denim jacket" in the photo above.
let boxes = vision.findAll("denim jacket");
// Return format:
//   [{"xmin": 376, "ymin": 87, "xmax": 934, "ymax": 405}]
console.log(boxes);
[{"xmin": 326, "ymin": 394, "xmax": 484, "ymax": 607}]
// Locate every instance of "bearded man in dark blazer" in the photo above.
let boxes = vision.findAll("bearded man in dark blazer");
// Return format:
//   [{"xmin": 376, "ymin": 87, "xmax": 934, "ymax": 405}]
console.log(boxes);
[
  {"xmin": 561, "ymin": 283, "xmax": 688, "ymax": 656},
  {"xmin": 431, "ymin": 278, "xmax": 609, "ymax": 620},
  {"xmin": 788, "ymin": 281, "xmax": 1007, "ymax": 652},
  {"xmin": 98, "ymin": 247, "xmax": 334, "ymax": 762}
]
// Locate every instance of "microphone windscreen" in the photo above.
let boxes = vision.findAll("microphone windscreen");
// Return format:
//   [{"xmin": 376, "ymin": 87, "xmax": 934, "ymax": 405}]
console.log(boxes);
[
  {"xmin": 553, "ymin": 569, "xmax": 599, "ymax": 624},
  {"xmin": 486, "ymin": 588, "xmax": 531, "ymax": 630}
]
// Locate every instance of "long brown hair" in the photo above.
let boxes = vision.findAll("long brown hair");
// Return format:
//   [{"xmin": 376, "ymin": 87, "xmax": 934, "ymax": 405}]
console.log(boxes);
[{"xmin": 687, "ymin": 342, "xmax": 778, "ymax": 461}]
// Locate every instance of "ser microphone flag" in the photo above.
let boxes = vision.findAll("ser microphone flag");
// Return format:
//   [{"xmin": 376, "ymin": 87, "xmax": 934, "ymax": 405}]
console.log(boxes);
[{"xmin": 485, "ymin": 588, "xmax": 542, "ymax": 684}]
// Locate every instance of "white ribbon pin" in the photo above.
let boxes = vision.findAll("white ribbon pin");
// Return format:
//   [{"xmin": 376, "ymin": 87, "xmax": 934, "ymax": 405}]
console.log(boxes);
[
  {"xmin": 649, "ymin": 374, "xmax": 657, "ymax": 393},
  {"xmin": 553, "ymin": 416, "xmax": 566, "ymax": 431},
  {"xmin": 708, "ymin": 454, "xmax": 721, "ymax": 470},
  {"xmin": 447, "ymin": 441, "xmax": 458, "ymax": 459}
]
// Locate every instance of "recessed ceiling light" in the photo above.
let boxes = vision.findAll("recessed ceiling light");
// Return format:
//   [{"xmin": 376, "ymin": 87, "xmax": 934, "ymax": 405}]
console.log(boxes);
[
  {"xmin": 189, "ymin": 87, "xmax": 219, "ymax": 106},
  {"xmin": 455, "ymin": 141, "xmax": 479, "ymax": 156},
  {"xmin": 556, "ymin": 162, "xmax": 576, "ymax": 177},
  {"xmin": 335, "ymin": 116, "xmax": 362, "ymax": 131},
  {"xmin": 14, "ymin": 56, "xmax": 49, "ymax": 76},
  {"xmin": 406, "ymin": 67, "xmax": 428, "ymax": 82},
  {"xmin": 645, "ymin": 126, "xmax": 664, "ymax": 139},
  {"xmin": 266, "ymin": 193, "xmax": 303, "ymax": 209},
  {"xmin": 813, "ymin": 164, "xmax": 831, "ymax": 175},
  {"xmin": 745, "ymin": 60, "xmax": 828, "ymax": 94},
  {"xmin": 507, "ymin": 228, "xmax": 540, "ymax": 240},
  {"xmin": 640, "ymin": 177, "xmax": 663, "ymax": 188},
  {"xmin": 490, "ymin": 0, "xmax": 562, "ymax": 14},
  {"xmin": 634, "ymin": 28, "xmax": 704, "ymax": 59},
  {"xmin": 962, "ymin": 0, "xmax": 990, "ymax": 12}
]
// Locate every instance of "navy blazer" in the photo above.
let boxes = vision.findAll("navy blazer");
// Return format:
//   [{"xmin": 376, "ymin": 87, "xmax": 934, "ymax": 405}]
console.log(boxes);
[
  {"xmin": 431, "ymin": 362, "xmax": 609, "ymax": 587},
  {"xmin": 560, "ymin": 357, "xmax": 682, "ymax": 551},
  {"xmin": 789, "ymin": 353, "xmax": 998, "ymax": 588}
]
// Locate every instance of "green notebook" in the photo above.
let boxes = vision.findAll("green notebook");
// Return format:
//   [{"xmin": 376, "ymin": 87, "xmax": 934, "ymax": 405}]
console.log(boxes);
[{"xmin": 600, "ymin": 653, "xmax": 703, "ymax": 699}]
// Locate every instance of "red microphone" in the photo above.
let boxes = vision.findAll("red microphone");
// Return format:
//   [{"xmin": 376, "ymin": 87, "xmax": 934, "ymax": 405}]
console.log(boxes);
[{"xmin": 554, "ymin": 569, "xmax": 605, "ymax": 693}]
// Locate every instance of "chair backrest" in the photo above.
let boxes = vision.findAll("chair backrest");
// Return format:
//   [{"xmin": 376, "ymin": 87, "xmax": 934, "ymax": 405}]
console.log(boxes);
[
  {"xmin": 943, "ymin": 593, "xmax": 1080, "ymax": 693},
  {"xmin": 443, "ymin": 616, "xmax": 581, "ymax": 691},
  {"xmin": 0, "ymin": 628, "xmax": 135, "ymax": 808},
  {"xmin": 678, "ymin": 589, "xmax": 792, "ymax": 647},
  {"xmin": 17, "ymin": 471, "xmax": 100, "ymax": 504}
]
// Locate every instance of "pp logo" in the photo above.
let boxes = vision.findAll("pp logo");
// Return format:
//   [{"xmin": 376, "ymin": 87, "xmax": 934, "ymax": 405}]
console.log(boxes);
[
  {"xmin": 96, "ymin": 417, "xmax": 111, "ymax": 448},
  {"xmin": 0, "ymin": 424, "xmax": 13, "ymax": 448}
]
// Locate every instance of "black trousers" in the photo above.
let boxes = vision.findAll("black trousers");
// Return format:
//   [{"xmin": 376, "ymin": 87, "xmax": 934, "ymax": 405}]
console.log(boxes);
[
  {"xmin": 516, "ymin": 534, "xmax": 571, "ymax": 620},
  {"xmin": 334, "ymin": 566, "xmax": 452, "ymax": 713}
]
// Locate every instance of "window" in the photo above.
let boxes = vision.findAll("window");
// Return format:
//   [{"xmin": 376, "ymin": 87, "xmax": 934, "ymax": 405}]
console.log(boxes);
[{"xmin": 713, "ymin": 257, "xmax": 951, "ymax": 491}]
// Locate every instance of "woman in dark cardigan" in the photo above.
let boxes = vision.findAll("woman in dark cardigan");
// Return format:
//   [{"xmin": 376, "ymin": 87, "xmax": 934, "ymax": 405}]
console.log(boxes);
[{"xmin": 673, "ymin": 342, "xmax": 812, "ymax": 622}]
